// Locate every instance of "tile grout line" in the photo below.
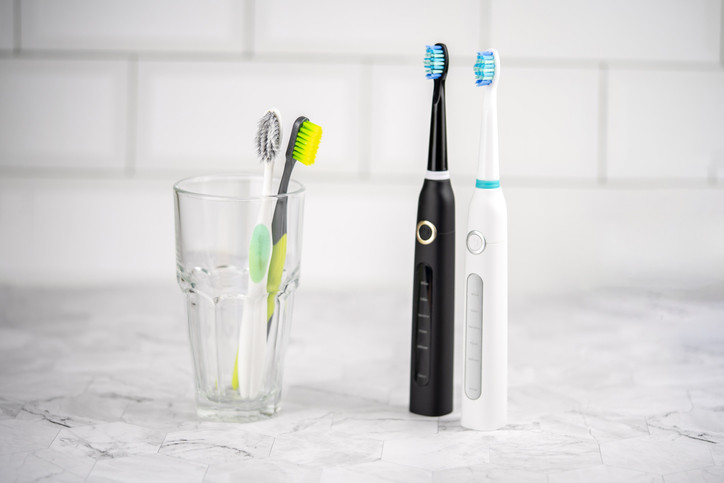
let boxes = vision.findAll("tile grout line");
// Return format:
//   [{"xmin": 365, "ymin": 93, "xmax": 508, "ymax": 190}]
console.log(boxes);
[
  {"xmin": 721, "ymin": 0, "xmax": 724, "ymax": 67},
  {"xmin": 125, "ymin": 56, "xmax": 139, "ymax": 177},
  {"xmin": 245, "ymin": 0, "xmax": 255, "ymax": 57},
  {"xmin": 711, "ymin": 0, "xmax": 723, "ymax": 191},
  {"xmin": 0, "ymin": 167, "xmax": 722, "ymax": 190},
  {"xmin": 13, "ymin": 0, "xmax": 21, "ymax": 54},
  {"xmin": 719, "ymin": 0, "xmax": 724, "ymax": 67},
  {"xmin": 597, "ymin": 63, "xmax": 609, "ymax": 186},
  {"xmin": 3, "ymin": 49, "xmax": 723, "ymax": 72},
  {"xmin": 358, "ymin": 60, "xmax": 374, "ymax": 181},
  {"xmin": 707, "ymin": 158, "xmax": 717, "ymax": 187},
  {"xmin": 480, "ymin": 0, "xmax": 492, "ymax": 48}
]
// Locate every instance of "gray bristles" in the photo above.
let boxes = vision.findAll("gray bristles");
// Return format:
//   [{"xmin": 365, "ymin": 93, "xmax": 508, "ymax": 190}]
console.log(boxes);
[{"xmin": 254, "ymin": 111, "xmax": 281, "ymax": 164}]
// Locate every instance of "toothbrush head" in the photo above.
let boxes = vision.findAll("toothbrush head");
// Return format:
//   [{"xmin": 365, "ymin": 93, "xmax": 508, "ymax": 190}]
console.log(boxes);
[
  {"xmin": 288, "ymin": 117, "xmax": 322, "ymax": 166},
  {"xmin": 424, "ymin": 43, "xmax": 448, "ymax": 81},
  {"xmin": 474, "ymin": 49, "xmax": 498, "ymax": 87},
  {"xmin": 255, "ymin": 109, "xmax": 282, "ymax": 164}
]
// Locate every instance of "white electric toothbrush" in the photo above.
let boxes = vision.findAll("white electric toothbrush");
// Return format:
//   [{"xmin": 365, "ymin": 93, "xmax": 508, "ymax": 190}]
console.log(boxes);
[{"xmin": 461, "ymin": 49, "xmax": 508, "ymax": 431}]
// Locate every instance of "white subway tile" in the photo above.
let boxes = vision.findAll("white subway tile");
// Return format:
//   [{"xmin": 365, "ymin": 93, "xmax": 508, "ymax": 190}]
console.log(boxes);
[
  {"xmin": 712, "ymin": 151, "xmax": 724, "ymax": 183},
  {"xmin": 490, "ymin": 0, "xmax": 721, "ymax": 62},
  {"xmin": 607, "ymin": 69, "xmax": 724, "ymax": 180},
  {"xmin": 136, "ymin": 61, "xmax": 362, "ymax": 176},
  {"xmin": 21, "ymin": 0, "xmax": 247, "ymax": 52},
  {"xmin": 505, "ymin": 186, "xmax": 724, "ymax": 294},
  {"xmin": 369, "ymin": 64, "xmax": 429, "ymax": 176},
  {"xmin": 498, "ymin": 66, "xmax": 599, "ymax": 179},
  {"xmin": 370, "ymin": 63, "xmax": 599, "ymax": 180},
  {"xmin": 0, "ymin": 59, "xmax": 127, "ymax": 169},
  {"xmin": 0, "ymin": 178, "xmax": 176, "ymax": 285},
  {"xmin": 255, "ymin": 0, "xmax": 481, "ymax": 56},
  {"xmin": 299, "ymin": 181, "xmax": 418, "ymax": 291},
  {"xmin": 0, "ymin": 0, "xmax": 13, "ymax": 50}
]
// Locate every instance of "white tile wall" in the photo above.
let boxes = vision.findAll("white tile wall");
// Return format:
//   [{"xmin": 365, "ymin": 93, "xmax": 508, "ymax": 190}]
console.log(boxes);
[
  {"xmin": 608, "ymin": 69, "xmax": 724, "ymax": 180},
  {"xmin": 136, "ymin": 60, "xmax": 362, "ymax": 175},
  {"xmin": 369, "ymin": 64, "xmax": 429, "ymax": 176},
  {"xmin": 254, "ymin": 0, "xmax": 481, "ymax": 56},
  {"xmin": 2, "ymin": 177, "xmax": 722, "ymax": 299},
  {"xmin": 301, "ymin": 181, "xmax": 418, "ymax": 291},
  {"xmin": 370, "ymin": 62, "xmax": 601, "ymax": 180},
  {"xmin": 0, "ymin": 59, "xmax": 127, "ymax": 169},
  {"xmin": 21, "ymin": 0, "xmax": 248, "ymax": 53},
  {"xmin": 0, "ymin": 178, "xmax": 175, "ymax": 284},
  {"xmin": 501, "ymin": 185, "xmax": 724, "ymax": 294},
  {"xmin": 0, "ymin": 0, "xmax": 13, "ymax": 50},
  {"xmin": 0, "ymin": 0, "xmax": 722, "ymax": 290},
  {"xmin": 498, "ymin": 66, "xmax": 600, "ymax": 179},
  {"xmin": 367, "ymin": 58, "xmax": 495, "ymax": 179},
  {"xmin": 490, "ymin": 0, "xmax": 722, "ymax": 62}
]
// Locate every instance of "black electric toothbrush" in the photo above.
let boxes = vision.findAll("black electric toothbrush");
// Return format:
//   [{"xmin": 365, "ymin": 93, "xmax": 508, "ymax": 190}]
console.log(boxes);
[{"xmin": 409, "ymin": 43, "xmax": 455, "ymax": 417}]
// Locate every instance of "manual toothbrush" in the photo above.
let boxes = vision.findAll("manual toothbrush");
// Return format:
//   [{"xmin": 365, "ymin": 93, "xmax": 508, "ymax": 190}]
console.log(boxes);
[
  {"xmin": 266, "ymin": 116, "xmax": 322, "ymax": 328},
  {"xmin": 233, "ymin": 109, "xmax": 282, "ymax": 397}
]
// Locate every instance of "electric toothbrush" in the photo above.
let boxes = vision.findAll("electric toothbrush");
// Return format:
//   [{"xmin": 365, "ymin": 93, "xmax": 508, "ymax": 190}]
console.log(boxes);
[
  {"xmin": 409, "ymin": 43, "xmax": 455, "ymax": 417},
  {"xmin": 461, "ymin": 49, "xmax": 508, "ymax": 430}
]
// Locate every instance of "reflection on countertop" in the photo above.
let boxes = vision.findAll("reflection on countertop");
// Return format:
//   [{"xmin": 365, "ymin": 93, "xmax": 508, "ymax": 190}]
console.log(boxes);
[{"xmin": 0, "ymin": 282, "xmax": 723, "ymax": 481}]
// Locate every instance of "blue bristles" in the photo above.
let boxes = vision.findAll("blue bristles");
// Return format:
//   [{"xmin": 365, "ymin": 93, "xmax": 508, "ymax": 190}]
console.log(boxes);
[
  {"xmin": 474, "ymin": 51, "xmax": 495, "ymax": 86},
  {"xmin": 424, "ymin": 45, "xmax": 445, "ymax": 79}
]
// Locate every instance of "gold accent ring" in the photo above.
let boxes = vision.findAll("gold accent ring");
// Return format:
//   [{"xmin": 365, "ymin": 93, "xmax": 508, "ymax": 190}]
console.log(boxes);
[{"xmin": 416, "ymin": 220, "xmax": 437, "ymax": 245}]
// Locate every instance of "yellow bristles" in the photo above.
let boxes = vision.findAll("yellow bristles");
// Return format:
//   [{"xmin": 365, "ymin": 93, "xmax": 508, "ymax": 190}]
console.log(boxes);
[{"xmin": 292, "ymin": 121, "xmax": 322, "ymax": 166}]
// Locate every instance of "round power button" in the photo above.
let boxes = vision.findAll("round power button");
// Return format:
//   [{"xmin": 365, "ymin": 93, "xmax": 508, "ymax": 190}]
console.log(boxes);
[
  {"xmin": 416, "ymin": 220, "xmax": 437, "ymax": 245},
  {"xmin": 466, "ymin": 230, "xmax": 486, "ymax": 254}
]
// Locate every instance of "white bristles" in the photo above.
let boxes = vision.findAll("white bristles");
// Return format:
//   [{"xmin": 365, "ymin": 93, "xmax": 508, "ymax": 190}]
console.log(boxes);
[{"xmin": 255, "ymin": 110, "xmax": 281, "ymax": 165}]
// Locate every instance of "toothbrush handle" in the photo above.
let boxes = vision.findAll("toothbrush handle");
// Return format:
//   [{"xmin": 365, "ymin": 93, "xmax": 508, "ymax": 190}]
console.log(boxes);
[
  {"xmin": 461, "ymin": 187, "xmax": 507, "ymax": 430},
  {"xmin": 410, "ymin": 178, "xmax": 455, "ymax": 417}
]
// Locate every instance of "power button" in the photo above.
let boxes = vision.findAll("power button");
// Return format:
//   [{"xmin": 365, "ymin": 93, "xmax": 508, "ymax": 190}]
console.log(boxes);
[
  {"xmin": 466, "ymin": 230, "xmax": 486, "ymax": 254},
  {"xmin": 416, "ymin": 220, "xmax": 437, "ymax": 245}
]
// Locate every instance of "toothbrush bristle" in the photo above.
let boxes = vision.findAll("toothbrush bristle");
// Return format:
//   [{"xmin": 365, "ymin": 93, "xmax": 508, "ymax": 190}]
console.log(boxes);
[
  {"xmin": 255, "ymin": 110, "xmax": 281, "ymax": 164},
  {"xmin": 474, "ymin": 51, "xmax": 496, "ymax": 86},
  {"xmin": 292, "ymin": 121, "xmax": 322, "ymax": 166},
  {"xmin": 424, "ymin": 45, "xmax": 445, "ymax": 79}
]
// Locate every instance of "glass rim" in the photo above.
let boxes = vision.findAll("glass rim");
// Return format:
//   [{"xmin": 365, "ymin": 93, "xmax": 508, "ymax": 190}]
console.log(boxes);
[{"xmin": 173, "ymin": 173, "xmax": 305, "ymax": 202}]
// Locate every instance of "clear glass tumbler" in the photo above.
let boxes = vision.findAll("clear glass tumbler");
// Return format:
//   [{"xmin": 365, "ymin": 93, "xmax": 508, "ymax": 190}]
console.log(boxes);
[{"xmin": 173, "ymin": 174, "xmax": 305, "ymax": 421}]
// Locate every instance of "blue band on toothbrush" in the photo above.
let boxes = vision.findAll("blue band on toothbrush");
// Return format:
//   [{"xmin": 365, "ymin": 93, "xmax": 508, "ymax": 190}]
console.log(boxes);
[{"xmin": 475, "ymin": 179, "xmax": 500, "ymax": 189}]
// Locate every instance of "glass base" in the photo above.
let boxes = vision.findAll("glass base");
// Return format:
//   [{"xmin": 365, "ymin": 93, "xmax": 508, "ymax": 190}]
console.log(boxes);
[{"xmin": 195, "ymin": 395, "xmax": 280, "ymax": 423}]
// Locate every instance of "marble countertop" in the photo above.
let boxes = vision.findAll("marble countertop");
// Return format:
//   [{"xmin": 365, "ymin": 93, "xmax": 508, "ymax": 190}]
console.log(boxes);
[{"xmin": 1, "ymin": 282, "xmax": 723, "ymax": 482}]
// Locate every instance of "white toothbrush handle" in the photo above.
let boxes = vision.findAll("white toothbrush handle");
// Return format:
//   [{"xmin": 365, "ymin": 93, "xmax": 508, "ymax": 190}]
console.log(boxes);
[
  {"xmin": 238, "ymin": 164, "xmax": 277, "ymax": 399},
  {"xmin": 250, "ymin": 199, "xmax": 275, "ymax": 398},
  {"xmin": 238, "ymin": 283, "xmax": 267, "ymax": 399},
  {"xmin": 477, "ymin": 88, "xmax": 499, "ymax": 181},
  {"xmin": 461, "ymin": 187, "xmax": 507, "ymax": 430}
]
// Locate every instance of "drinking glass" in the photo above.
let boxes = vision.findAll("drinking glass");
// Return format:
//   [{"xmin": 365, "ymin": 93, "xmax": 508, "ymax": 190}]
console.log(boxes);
[{"xmin": 173, "ymin": 174, "xmax": 305, "ymax": 421}]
